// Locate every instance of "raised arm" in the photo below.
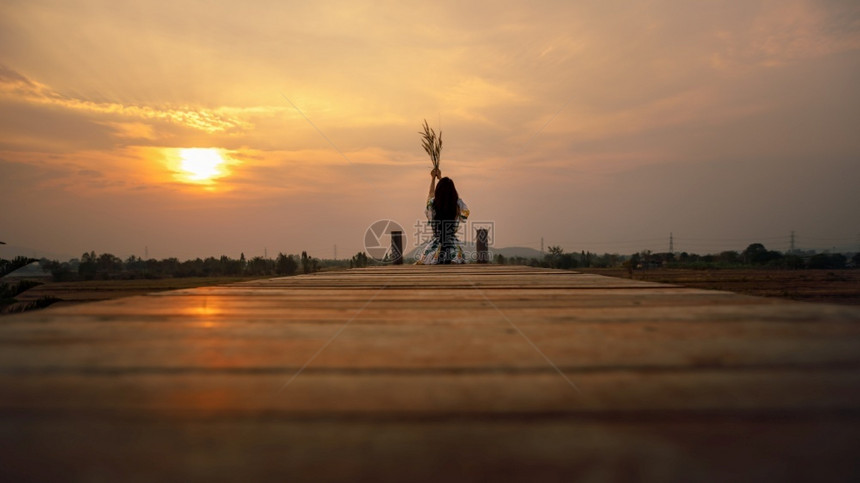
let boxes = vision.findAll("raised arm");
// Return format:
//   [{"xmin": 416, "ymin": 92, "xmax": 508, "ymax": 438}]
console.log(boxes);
[{"xmin": 428, "ymin": 169, "xmax": 441, "ymax": 199}]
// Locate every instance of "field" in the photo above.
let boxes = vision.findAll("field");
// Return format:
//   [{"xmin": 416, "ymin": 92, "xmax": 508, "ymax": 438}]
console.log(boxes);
[{"xmin": 578, "ymin": 268, "xmax": 860, "ymax": 305}]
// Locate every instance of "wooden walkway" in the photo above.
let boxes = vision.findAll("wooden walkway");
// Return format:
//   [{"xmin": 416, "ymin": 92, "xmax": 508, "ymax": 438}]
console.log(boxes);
[{"xmin": 1, "ymin": 265, "xmax": 859, "ymax": 482}]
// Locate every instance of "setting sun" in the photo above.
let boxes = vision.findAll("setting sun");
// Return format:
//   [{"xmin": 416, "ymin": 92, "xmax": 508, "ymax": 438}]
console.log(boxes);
[{"xmin": 179, "ymin": 148, "xmax": 227, "ymax": 182}]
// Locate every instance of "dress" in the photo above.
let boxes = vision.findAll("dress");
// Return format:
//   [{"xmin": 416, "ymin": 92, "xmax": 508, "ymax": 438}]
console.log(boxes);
[{"xmin": 415, "ymin": 197, "xmax": 470, "ymax": 264}]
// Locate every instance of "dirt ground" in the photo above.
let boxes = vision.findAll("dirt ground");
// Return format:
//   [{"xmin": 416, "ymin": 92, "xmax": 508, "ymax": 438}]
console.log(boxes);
[{"xmin": 577, "ymin": 268, "xmax": 860, "ymax": 305}]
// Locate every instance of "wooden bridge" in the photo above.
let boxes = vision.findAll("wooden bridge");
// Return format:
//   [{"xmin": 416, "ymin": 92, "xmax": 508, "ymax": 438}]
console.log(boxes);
[{"xmin": 2, "ymin": 265, "xmax": 859, "ymax": 481}]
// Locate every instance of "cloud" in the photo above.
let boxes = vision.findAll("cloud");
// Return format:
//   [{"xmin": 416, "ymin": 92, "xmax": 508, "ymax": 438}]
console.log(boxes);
[
  {"xmin": 0, "ymin": 64, "xmax": 252, "ymax": 134},
  {"xmin": 98, "ymin": 122, "xmax": 158, "ymax": 140},
  {"xmin": 439, "ymin": 76, "xmax": 528, "ymax": 123},
  {"xmin": 77, "ymin": 169, "xmax": 103, "ymax": 177},
  {"xmin": 710, "ymin": 0, "xmax": 860, "ymax": 70},
  {"xmin": 1, "ymin": 1, "xmax": 859, "ymax": 259}
]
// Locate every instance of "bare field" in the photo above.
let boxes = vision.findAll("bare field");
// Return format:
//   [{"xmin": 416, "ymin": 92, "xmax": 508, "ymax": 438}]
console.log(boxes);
[{"xmin": 577, "ymin": 268, "xmax": 860, "ymax": 305}]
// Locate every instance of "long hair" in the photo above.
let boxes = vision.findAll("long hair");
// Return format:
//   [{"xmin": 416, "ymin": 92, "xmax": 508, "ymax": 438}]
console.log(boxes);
[
  {"xmin": 433, "ymin": 177, "xmax": 459, "ymax": 222},
  {"xmin": 432, "ymin": 177, "xmax": 459, "ymax": 264}
]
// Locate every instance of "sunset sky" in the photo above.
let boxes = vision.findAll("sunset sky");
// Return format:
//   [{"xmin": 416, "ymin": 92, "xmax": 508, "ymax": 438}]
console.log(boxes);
[{"xmin": 2, "ymin": 0, "xmax": 859, "ymax": 261}]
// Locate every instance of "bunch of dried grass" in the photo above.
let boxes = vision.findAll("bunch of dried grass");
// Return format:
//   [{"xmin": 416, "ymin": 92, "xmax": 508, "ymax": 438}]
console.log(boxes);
[{"xmin": 419, "ymin": 119, "xmax": 442, "ymax": 173}]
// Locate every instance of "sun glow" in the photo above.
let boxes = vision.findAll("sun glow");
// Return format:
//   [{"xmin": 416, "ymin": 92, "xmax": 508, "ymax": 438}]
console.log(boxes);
[
  {"xmin": 171, "ymin": 147, "xmax": 239, "ymax": 188},
  {"xmin": 179, "ymin": 148, "xmax": 226, "ymax": 182}
]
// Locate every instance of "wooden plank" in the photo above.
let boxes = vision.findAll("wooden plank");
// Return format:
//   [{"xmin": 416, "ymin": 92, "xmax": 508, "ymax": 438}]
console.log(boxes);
[
  {"xmin": 14, "ymin": 297, "xmax": 859, "ymax": 323},
  {"xmin": 1, "ymin": 321, "xmax": 859, "ymax": 371},
  {"xmin": 1, "ymin": 265, "xmax": 860, "ymax": 481},
  {"xmin": 2, "ymin": 419, "xmax": 857, "ymax": 483},
  {"xmin": 2, "ymin": 371, "xmax": 860, "ymax": 415},
  {"xmin": 27, "ymin": 289, "xmax": 788, "ymax": 319}
]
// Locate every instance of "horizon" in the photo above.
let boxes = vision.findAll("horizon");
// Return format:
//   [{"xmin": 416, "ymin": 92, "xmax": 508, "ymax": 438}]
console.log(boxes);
[
  {"xmin": 2, "ymin": 1, "xmax": 859, "ymax": 261},
  {"xmin": 1, "ymin": 234, "xmax": 856, "ymax": 264}
]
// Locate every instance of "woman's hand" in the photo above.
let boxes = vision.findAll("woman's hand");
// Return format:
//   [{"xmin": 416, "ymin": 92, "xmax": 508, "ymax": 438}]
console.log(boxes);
[
  {"xmin": 430, "ymin": 168, "xmax": 441, "ymax": 179},
  {"xmin": 428, "ymin": 170, "xmax": 438, "ymax": 198}
]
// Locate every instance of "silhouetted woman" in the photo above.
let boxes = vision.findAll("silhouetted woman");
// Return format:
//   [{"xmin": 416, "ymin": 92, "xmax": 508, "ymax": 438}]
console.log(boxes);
[{"xmin": 416, "ymin": 169, "xmax": 470, "ymax": 264}]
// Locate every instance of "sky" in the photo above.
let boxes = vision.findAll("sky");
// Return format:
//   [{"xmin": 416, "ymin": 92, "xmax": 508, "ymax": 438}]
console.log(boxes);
[{"xmin": 1, "ymin": 0, "xmax": 859, "ymax": 261}]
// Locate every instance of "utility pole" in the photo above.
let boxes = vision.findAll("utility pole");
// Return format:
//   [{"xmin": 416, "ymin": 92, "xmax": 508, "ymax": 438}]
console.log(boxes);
[
  {"xmin": 790, "ymin": 230, "xmax": 795, "ymax": 254},
  {"xmin": 669, "ymin": 232, "xmax": 674, "ymax": 254},
  {"xmin": 264, "ymin": 247, "xmax": 268, "ymax": 259},
  {"xmin": 334, "ymin": 244, "xmax": 337, "ymax": 260},
  {"xmin": 540, "ymin": 237, "xmax": 544, "ymax": 255}
]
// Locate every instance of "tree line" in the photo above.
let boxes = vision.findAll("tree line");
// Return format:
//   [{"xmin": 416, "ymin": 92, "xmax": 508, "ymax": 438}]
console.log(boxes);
[
  {"xmin": 30, "ymin": 251, "xmax": 350, "ymax": 282},
  {"xmin": 4, "ymin": 241, "xmax": 857, "ymax": 284},
  {"xmin": 495, "ymin": 243, "xmax": 859, "ymax": 271}
]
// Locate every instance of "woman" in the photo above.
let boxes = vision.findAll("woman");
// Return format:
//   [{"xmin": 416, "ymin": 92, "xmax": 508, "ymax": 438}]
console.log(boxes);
[{"xmin": 416, "ymin": 169, "xmax": 470, "ymax": 264}]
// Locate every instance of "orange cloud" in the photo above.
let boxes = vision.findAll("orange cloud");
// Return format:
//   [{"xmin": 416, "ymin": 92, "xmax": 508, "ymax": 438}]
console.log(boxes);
[{"xmin": 0, "ymin": 65, "xmax": 251, "ymax": 134}]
